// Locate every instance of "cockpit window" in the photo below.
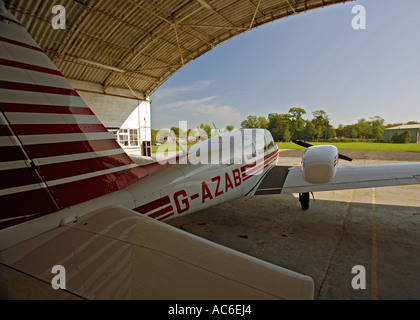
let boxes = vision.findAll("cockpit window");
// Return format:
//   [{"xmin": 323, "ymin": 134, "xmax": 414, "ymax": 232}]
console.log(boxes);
[{"xmin": 264, "ymin": 130, "xmax": 275, "ymax": 151}]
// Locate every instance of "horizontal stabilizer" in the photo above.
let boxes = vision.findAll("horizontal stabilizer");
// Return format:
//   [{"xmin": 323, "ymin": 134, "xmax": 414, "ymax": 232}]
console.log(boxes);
[{"xmin": 0, "ymin": 206, "xmax": 314, "ymax": 300}]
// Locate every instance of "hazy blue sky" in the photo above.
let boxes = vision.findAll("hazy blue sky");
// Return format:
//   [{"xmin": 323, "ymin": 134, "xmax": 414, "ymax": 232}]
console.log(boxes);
[{"xmin": 150, "ymin": 0, "xmax": 420, "ymax": 130}]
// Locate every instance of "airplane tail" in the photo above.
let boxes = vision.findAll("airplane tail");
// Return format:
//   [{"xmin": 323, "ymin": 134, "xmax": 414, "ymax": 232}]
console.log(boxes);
[{"xmin": 0, "ymin": 7, "xmax": 148, "ymax": 229}]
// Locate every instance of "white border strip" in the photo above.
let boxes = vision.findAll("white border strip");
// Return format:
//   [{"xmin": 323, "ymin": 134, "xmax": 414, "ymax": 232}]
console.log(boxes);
[
  {"xmin": 33, "ymin": 148, "xmax": 127, "ymax": 166},
  {"xmin": 0, "ymin": 181, "xmax": 47, "ymax": 196},
  {"xmin": 0, "ymin": 163, "xmax": 141, "ymax": 196},
  {"xmin": 46, "ymin": 163, "xmax": 140, "ymax": 187},
  {"xmin": 0, "ymin": 89, "xmax": 86, "ymax": 107},
  {"xmin": 0, "ymin": 159, "xmax": 30, "ymax": 171},
  {"xmin": 0, "ymin": 135, "xmax": 20, "ymax": 147},
  {"xmin": 19, "ymin": 132, "xmax": 112, "ymax": 145},
  {"xmin": 0, "ymin": 148, "xmax": 127, "ymax": 171},
  {"xmin": 5, "ymin": 112, "xmax": 102, "ymax": 125},
  {"xmin": 146, "ymin": 204, "xmax": 173, "ymax": 217}
]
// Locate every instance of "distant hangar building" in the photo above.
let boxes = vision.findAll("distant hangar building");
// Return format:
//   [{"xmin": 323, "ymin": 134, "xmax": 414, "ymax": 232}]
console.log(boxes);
[{"xmin": 383, "ymin": 124, "xmax": 420, "ymax": 143}]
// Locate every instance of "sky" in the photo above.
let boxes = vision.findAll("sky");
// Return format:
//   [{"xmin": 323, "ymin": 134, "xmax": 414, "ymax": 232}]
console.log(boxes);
[{"xmin": 150, "ymin": 0, "xmax": 420, "ymax": 130}]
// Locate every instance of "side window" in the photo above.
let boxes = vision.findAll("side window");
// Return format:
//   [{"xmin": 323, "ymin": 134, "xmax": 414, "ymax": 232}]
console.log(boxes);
[{"xmin": 264, "ymin": 131, "xmax": 275, "ymax": 151}]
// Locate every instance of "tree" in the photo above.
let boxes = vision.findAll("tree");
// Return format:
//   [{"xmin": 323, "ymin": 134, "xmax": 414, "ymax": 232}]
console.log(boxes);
[
  {"xmin": 311, "ymin": 110, "xmax": 330, "ymax": 141},
  {"xmin": 336, "ymin": 124, "xmax": 345, "ymax": 138},
  {"xmin": 241, "ymin": 115, "xmax": 259, "ymax": 129},
  {"xmin": 326, "ymin": 126, "xmax": 336, "ymax": 140},
  {"xmin": 350, "ymin": 125, "xmax": 358, "ymax": 138},
  {"xmin": 355, "ymin": 118, "xmax": 372, "ymax": 139},
  {"xmin": 301, "ymin": 121, "xmax": 316, "ymax": 141},
  {"xmin": 151, "ymin": 129, "xmax": 159, "ymax": 144},
  {"xmin": 170, "ymin": 126, "xmax": 179, "ymax": 137},
  {"xmin": 268, "ymin": 113, "xmax": 291, "ymax": 142},
  {"xmin": 369, "ymin": 116, "xmax": 385, "ymax": 141},
  {"xmin": 257, "ymin": 116, "xmax": 268, "ymax": 129},
  {"xmin": 288, "ymin": 107, "xmax": 306, "ymax": 139},
  {"xmin": 199, "ymin": 123, "xmax": 212, "ymax": 139},
  {"xmin": 241, "ymin": 115, "xmax": 268, "ymax": 129},
  {"xmin": 225, "ymin": 125, "xmax": 235, "ymax": 131}
]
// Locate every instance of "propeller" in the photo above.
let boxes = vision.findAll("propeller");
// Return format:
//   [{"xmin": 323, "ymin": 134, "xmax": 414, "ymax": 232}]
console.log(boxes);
[{"xmin": 292, "ymin": 139, "xmax": 352, "ymax": 162}]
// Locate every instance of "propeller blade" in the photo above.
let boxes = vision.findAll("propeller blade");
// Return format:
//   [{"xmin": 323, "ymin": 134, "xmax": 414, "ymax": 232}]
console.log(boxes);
[
  {"xmin": 291, "ymin": 139, "xmax": 313, "ymax": 148},
  {"xmin": 292, "ymin": 139, "xmax": 352, "ymax": 162},
  {"xmin": 338, "ymin": 154, "xmax": 352, "ymax": 162}
]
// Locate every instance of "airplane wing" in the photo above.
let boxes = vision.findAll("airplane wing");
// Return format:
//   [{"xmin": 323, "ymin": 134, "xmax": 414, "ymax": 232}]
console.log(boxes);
[
  {"xmin": 251, "ymin": 163, "xmax": 420, "ymax": 195},
  {"xmin": 0, "ymin": 205, "xmax": 314, "ymax": 300}
]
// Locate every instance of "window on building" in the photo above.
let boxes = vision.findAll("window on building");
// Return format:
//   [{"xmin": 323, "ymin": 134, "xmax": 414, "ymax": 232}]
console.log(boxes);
[
  {"xmin": 130, "ymin": 129, "xmax": 138, "ymax": 146},
  {"xmin": 119, "ymin": 129, "xmax": 129, "ymax": 146}
]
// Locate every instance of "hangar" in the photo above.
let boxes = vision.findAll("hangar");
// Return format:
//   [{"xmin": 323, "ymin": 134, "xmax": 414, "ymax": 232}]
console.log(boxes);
[
  {"xmin": 4, "ymin": 0, "xmax": 353, "ymax": 155},
  {"xmin": 383, "ymin": 124, "xmax": 420, "ymax": 144},
  {"xmin": 4, "ymin": 0, "xmax": 419, "ymax": 302}
]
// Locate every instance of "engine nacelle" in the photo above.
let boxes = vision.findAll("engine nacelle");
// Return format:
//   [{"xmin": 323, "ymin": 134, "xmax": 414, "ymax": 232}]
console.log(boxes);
[{"xmin": 302, "ymin": 145, "xmax": 338, "ymax": 184}]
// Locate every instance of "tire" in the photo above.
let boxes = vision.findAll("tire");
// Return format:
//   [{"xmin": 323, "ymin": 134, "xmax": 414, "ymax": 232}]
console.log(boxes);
[{"xmin": 300, "ymin": 192, "xmax": 310, "ymax": 210}]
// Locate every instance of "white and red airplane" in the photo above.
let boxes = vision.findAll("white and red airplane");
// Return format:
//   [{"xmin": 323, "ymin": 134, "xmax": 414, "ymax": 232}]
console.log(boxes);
[{"xmin": 1, "ymin": 3, "xmax": 420, "ymax": 300}]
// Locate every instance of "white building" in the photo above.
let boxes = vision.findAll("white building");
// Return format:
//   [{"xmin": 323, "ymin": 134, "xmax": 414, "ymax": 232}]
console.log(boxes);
[
  {"xmin": 69, "ymin": 79, "xmax": 152, "ymax": 157},
  {"xmin": 108, "ymin": 100, "xmax": 152, "ymax": 156}
]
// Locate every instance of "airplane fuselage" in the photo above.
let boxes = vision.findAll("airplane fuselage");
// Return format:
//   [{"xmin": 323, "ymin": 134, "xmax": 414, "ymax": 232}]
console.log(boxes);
[
  {"xmin": 127, "ymin": 141, "xmax": 279, "ymax": 221},
  {"xmin": 1, "ymin": 129, "xmax": 279, "ymax": 249}
]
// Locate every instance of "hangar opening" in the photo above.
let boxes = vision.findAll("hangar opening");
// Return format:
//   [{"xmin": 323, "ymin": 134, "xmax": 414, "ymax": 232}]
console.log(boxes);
[{"xmin": 4, "ymin": 0, "xmax": 353, "ymax": 156}]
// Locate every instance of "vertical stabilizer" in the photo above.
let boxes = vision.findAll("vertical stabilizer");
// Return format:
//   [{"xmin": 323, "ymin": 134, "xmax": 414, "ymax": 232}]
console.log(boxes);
[{"xmin": 0, "ymin": 5, "xmax": 148, "ymax": 229}]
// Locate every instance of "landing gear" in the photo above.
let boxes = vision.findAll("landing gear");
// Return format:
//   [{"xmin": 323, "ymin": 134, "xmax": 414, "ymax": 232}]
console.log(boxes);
[{"xmin": 299, "ymin": 192, "xmax": 310, "ymax": 210}]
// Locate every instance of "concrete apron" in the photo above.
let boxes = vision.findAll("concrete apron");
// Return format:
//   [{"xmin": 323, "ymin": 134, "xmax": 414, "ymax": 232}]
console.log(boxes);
[{"xmin": 166, "ymin": 158, "xmax": 420, "ymax": 300}]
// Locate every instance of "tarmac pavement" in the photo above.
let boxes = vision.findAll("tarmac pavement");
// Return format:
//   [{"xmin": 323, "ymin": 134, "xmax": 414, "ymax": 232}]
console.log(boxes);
[{"xmin": 165, "ymin": 152, "xmax": 420, "ymax": 300}]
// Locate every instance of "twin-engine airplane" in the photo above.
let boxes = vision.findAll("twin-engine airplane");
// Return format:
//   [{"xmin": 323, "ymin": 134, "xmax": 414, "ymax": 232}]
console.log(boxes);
[{"xmin": 1, "ymin": 2, "xmax": 420, "ymax": 300}]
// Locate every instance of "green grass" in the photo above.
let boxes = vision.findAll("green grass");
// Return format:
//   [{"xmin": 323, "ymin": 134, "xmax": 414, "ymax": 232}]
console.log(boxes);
[
  {"xmin": 276, "ymin": 142, "xmax": 420, "ymax": 152},
  {"xmin": 152, "ymin": 141, "xmax": 420, "ymax": 153},
  {"xmin": 152, "ymin": 142, "xmax": 197, "ymax": 153}
]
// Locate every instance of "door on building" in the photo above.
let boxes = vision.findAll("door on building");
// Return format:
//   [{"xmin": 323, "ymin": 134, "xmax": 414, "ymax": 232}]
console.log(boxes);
[{"xmin": 142, "ymin": 141, "xmax": 151, "ymax": 157}]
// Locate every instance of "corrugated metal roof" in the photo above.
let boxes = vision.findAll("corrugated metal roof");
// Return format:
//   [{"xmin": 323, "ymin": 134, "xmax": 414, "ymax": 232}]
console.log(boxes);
[{"xmin": 4, "ymin": 0, "xmax": 354, "ymax": 97}]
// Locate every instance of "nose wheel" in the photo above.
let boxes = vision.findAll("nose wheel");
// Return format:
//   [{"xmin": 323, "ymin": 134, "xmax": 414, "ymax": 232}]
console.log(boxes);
[{"xmin": 299, "ymin": 192, "xmax": 310, "ymax": 210}]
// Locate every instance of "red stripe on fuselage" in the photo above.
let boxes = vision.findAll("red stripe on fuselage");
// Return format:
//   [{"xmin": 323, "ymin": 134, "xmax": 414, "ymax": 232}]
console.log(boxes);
[
  {"xmin": 241, "ymin": 150, "xmax": 279, "ymax": 181},
  {"xmin": 38, "ymin": 153, "xmax": 134, "ymax": 181},
  {"xmin": 24, "ymin": 139, "xmax": 121, "ymax": 159},
  {"xmin": 50, "ymin": 165, "xmax": 149, "ymax": 208},
  {"xmin": 241, "ymin": 149, "xmax": 279, "ymax": 175},
  {"xmin": 0, "ymin": 166, "xmax": 40, "ymax": 189},
  {"xmin": 0, "ymin": 80, "xmax": 79, "ymax": 96},
  {"xmin": 0, "ymin": 103, "xmax": 94, "ymax": 115},
  {"xmin": 0, "ymin": 145, "xmax": 29, "ymax": 161},
  {"xmin": 242, "ymin": 156, "xmax": 278, "ymax": 182},
  {"xmin": 148, "ymin": 205, "xmax": 173, "ymax": 219},
  {"xmin": 134, "ymin": 196, "xmax": 171, "ymax": 214},
  {"xmin": 0, "ymin": 213, "xmax": 48, "ymax": 230},
  {"xmin": 0, "ymin": 58, "xmax": 63, "ymax": 76},
  {"xmin": 0, "ymin": 188, "xmax": 58, "ymax": 220},
  {"xmin": 0, "ymin": 36, "xmax": 44, "ymax": 52},
  {"xmin": 0, "ymin": 15, "xmax": 23, "ymax": 27},
  {"xmin": 12, "ymin": 124, "xmax": 107, "ymax": 135},
  {"xmin": 0, "ymin": 124, "xmax": 13, "ymax": 136},
  {"xmin": 158, "ymin": 212, "xmax": 174, "ymax": 221}
]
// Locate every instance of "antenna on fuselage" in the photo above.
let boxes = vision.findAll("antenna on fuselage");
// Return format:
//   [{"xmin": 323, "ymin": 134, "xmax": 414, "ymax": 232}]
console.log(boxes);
[{"xmin": 212, "ymin": 122, "xmax": 222, "ymax": 139}]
